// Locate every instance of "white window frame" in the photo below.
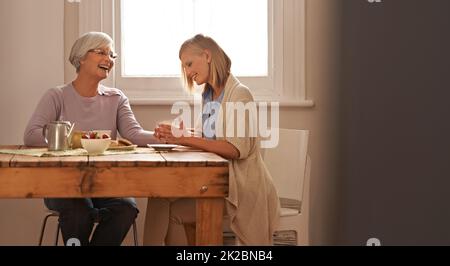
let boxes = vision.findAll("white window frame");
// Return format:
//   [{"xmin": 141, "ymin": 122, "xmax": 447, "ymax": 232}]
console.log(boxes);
[{"xmin": 78, "ymin": 0, "xmax": 313, "ymax": 107}]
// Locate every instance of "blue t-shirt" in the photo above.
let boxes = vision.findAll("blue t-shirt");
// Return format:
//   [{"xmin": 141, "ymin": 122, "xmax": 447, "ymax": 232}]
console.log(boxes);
[{"xmin": 202, "ymin": 86, "xmax": 225, "ymax": 139}]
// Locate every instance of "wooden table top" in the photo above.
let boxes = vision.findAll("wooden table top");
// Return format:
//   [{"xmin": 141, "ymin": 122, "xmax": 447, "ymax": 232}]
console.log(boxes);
[{"xmin": 0, "ymin": 145, "xmax": 228, "ymax": 168}]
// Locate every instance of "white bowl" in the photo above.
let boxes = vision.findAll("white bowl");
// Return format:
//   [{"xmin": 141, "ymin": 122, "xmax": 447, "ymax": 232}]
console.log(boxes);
[{"xmin": 81, "ymin": 138, "xmax": 111, "ymax": 155}]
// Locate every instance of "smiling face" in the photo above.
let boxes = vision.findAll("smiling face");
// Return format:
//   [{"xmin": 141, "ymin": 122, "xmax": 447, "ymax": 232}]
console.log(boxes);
[
  {"xmin": 180, "ymin": 48, "xmax": 211, "ymax": 86},
  {"xmin": 79, "ymin": 46, "xmax": 115, "ymax": 81}
]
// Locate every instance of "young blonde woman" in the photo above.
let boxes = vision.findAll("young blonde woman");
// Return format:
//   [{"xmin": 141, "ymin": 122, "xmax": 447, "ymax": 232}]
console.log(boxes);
[{"xmin": 144, "ymin": 34, "xmax": 280, "ymax": 245}]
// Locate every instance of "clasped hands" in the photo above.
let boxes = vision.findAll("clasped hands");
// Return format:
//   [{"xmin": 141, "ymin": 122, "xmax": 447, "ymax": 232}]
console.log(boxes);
[{"xmin": 154, "ymin": 121, "xmax": 194, "ymax": 144}]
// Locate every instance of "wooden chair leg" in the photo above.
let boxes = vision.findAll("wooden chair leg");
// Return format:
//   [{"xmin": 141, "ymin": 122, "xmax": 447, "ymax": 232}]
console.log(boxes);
[{"xmin": 183, "ymin": 223, "xmax": 196, "ymax": 246}]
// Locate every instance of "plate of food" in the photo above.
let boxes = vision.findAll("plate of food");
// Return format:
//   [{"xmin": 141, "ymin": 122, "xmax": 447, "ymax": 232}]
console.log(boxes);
[
  {"xmin": 108, "ymin": 138, "xmax": 137, "ymax": 151},
  {"xmin": 147, "ymin": 144, "xmax": 179, "ymax": 152}
]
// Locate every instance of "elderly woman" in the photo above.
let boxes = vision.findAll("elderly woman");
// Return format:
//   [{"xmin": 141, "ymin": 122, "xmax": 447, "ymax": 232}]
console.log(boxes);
[
  {"xmin": 24, "ymin": 32, "xmax": 158, "ymax": 246},
  {"xmin": 143, "ymin": 34, "xmax": 280, "ymax": 245}
]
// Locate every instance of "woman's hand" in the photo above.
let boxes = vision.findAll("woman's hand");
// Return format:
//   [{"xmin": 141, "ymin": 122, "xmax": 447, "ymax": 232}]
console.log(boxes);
[
  {"xmin": 154, "ymin": 121, "xmax": 239, "ymax": 160},
  {"xmin": 154, "ymin": 122, "xmax": 188, "ymax": 144}
]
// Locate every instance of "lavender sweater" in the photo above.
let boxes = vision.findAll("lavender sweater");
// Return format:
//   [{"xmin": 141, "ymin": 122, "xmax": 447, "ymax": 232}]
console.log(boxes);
[{"xmin": 24, "ymin": 83, "xmax": 157, "ymax": 147}]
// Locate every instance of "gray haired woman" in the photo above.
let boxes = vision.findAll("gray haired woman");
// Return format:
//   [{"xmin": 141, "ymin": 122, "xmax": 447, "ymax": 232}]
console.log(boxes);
[{"xmin": 24, "ymin": 32, "xmax": 158, "ymax": 245}]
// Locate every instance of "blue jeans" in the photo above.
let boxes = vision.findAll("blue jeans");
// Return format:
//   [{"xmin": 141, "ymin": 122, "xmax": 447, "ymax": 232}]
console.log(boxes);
[{"xmin": 44, "ymin": 197, "xmax": 138, "ymax": 246}]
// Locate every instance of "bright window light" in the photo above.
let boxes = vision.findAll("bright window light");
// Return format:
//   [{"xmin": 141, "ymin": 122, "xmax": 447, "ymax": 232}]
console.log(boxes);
[{"xmin": 121, "ymin": 0, "xmax": 268, "ymax": 77}]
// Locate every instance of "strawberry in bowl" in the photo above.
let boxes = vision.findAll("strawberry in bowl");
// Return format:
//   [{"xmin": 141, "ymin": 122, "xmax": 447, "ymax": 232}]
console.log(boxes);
[{"xmin": 81, "ymin": 131, "xmax": 111, "ymax": 155}]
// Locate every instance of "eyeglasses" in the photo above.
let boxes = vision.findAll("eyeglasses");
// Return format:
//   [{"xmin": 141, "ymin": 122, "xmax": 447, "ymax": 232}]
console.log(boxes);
[{"xmin": 88, "ymin": 49, "xmax": 118, "ymax": 59}]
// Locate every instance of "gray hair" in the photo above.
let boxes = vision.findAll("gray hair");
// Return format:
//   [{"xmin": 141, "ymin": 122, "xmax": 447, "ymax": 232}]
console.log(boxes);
[{"xmin": 69, "ymin": 32, "xmax": 114, "ymax": 72}]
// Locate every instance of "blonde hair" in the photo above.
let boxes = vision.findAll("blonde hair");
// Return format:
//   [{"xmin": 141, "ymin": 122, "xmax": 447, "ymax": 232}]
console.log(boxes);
[
  {"xmin": 69, "ymin": 32, "xmax": 114, "ymax": 73},
  {"xmin": 179, "ymin": 34, "xmax": 231, "ymax": 92}
]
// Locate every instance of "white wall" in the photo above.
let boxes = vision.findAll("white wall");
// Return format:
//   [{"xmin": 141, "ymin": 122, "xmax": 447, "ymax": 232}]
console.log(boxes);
[
  {"xmin": 0, "ymin": 0, "xmax": 64, "ymax": 245},
  {"xmin": 0, "ymin": 0, "xmax": 64, "ymax": 144}
]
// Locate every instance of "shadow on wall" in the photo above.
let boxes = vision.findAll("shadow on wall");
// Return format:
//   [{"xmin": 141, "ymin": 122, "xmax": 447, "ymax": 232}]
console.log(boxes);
[{"xmin": 338, "ymin": 0, "xmax": 450, "ymax": 245}]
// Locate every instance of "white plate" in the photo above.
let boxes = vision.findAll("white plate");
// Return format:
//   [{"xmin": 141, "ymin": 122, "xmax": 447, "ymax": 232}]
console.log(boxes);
[
  {"xmin": 107, "ymin": 144, "xmax": 138, "ymax": 151},
  {"xmin": 147, "ymin": 144, "xmax": 179, "ymax": 151}
]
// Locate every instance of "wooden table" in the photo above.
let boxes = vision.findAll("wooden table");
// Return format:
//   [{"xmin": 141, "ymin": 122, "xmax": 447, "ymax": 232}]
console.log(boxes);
[{"xmin": 0, "ymin": 145, "xmax": 229, "ymax": 245}]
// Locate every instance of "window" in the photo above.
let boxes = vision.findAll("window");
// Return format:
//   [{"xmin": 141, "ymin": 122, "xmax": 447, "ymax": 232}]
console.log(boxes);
[
  {"xmin": 121, "ymin": 0, "xmax": 267, "ymax": 77},
  {"xmin": 78, "ymin": 0, "xmax": 312, "ymax": 106}
]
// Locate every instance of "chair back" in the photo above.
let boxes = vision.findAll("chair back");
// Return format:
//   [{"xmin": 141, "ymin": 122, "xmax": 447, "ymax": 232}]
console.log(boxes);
[{"xmin": 263, "ymin": 129, "xmax": 310, "ymax": 208}]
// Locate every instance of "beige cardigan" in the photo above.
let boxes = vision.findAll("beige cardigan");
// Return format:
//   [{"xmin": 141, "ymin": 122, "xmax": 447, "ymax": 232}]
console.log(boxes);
[
  {"xmin": 215, "ymin": 74, "xmax": 280, "ymax": 245},
  {"xmin": 143, "ymin": 75, "xmax": 280, "ymax": 246}
]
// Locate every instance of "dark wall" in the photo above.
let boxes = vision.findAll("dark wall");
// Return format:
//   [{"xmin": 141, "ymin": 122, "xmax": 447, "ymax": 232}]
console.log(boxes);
[{"xmin": 339, "ymin": 0, "xmax": 450, "ymax": 245}]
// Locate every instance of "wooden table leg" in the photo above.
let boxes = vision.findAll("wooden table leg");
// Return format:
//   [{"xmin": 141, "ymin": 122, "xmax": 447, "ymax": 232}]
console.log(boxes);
[{"xmin": 196, "ymin": 198, "xmax": 224, "ymax": 245}]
